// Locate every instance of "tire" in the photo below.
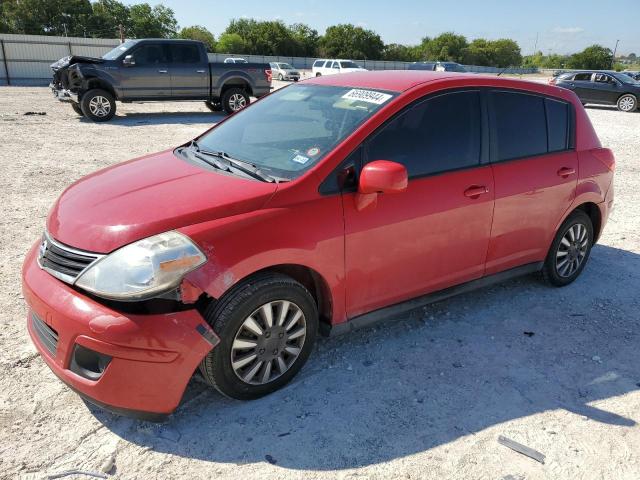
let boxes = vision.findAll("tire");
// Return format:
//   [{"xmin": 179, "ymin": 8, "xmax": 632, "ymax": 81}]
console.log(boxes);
[
  {"xmin": 199, "ymin": 273, "xmax": 318, "ymax": 400},
  {"xmin": 278, "ymin": 73, "xmax": 284, "ymax": 81},
  {"xmin": 221, "ymin": 88, "xmax": 250, "ymax": 115},
  {"xmin": 204, "ymin": 101, "xmax": 222, "ymax": 112},
  {"xmin": 541, "ymin": 210, "xmax": 594, "ymax": 287},
  {"xmin": 80, "ymin": 89, "xmax": 116, "ymax": 122},
  {"xmin": 71, "ymin": 102, "xmax": 84, "ymax": 116},
  {"xmin": 617, "ymin": 94, "xmax": 637, "ymax": 112},
  {"xmin": 315, "ymin": 72, "xmax": 321, "ymax": 77}
]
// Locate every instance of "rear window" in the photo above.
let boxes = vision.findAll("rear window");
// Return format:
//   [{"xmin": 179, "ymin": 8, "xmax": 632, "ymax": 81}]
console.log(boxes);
[
  {"xmin": 491, "ymin": 91, "xmax": 547, "ymax": 161},
  {"xmin": 573, "ymin": 73, "xmax": 592, "ymax": 81},
  {"xmin": 546, "ymin": 98, "xmax": 569, "ymax": 152}
]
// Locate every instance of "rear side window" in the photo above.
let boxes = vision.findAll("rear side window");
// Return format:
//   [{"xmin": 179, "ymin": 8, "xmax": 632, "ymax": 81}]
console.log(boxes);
[
  {"xmin": 573, "ymin": 73, "xmax": 592, "ymax": 81},
  {"xmin": 170, "ymin": 44, "xmax": 200, "ymax": 63},
  {"xmin": 546, "ymin": 98, "xmax": 569, "ymax": 152},
  {"xmin": 491, "ymin": 91, "xmax": 547, "ymax": 161},
  {"xmin": 367, "ymin": 91, "xmax": 481, "ymax": 177}
]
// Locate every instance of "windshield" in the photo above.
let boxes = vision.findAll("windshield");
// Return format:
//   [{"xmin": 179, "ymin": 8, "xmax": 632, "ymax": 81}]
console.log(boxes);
[
  {"xmin": 197, "ymin": 84, "xmax": 396, "ymax": 179},
  {"xmin": 102, "ymin": 40, "xmax": 137, "ymax": 60},
  {"xmin": 614, "ymin": 72, "xmax": 640, "ymax": 85},
  {"xmin": 340, "ymin": 61, "xmax": 360, "ymax": 69},
  {"xmin": 279, "ymin": 63, "xmax": 294, "ymax": 69}
]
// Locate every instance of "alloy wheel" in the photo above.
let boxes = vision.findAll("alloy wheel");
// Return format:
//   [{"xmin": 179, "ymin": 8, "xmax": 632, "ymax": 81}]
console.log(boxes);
[
  {"xmin": 556, "ymin": 223, "xmax": 589, "ymax": 278},
  {"xmin": 230, "ymin": 300, "xmax": 307, "ymax": 385},
  {"xmin": 619, "ymin": 96, "xmax": 636, "ymax": 112},
  {"xmin": 88, "ymin": 96, "xmax": 111, "ymax": 117},
  {"xmin": 229, "ymin": 93, "xmax": 247, "ymax": 111}
]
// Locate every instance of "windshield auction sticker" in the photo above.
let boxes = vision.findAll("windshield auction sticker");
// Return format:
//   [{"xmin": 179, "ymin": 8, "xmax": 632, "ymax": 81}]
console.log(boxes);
[{"xmin": 342, "ymin": 89, "xmax": 392, "ymax": 105}]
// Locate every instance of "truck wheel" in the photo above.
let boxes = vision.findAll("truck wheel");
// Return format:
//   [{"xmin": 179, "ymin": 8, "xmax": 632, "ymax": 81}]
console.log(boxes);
[
  {"xmin": 71, "ymin": 102, "xmax": 84, "ymax": 116},
  {"xmin": 80, "ymin": 89, "xmax": 116, "ymax": 122},
  {"xmin": 205, "ymin": 101, "xmax": 222, "ymax": 112},
  {"xmin": 199, "ymin": 272, "xmax": 318, "ymax": 400},
  {"xmin": 222, "ymin": 88, "xmax": 250, "ymax": 114}
]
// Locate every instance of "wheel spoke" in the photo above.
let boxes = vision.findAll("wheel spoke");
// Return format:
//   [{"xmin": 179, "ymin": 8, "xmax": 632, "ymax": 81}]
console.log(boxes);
[
  {"xmin": 233, "ymin": 338, "xmax": 257, "ymax": 350},
  {"xmin": 261, "ymin": 304, "xmax": 274, "ymax": 328},
  {"xmin": 276, "ymin": 354, "xmax": 287, "ymax": 373},
  {"xmin": 287, "ymin": 327, "xmax": 305, "ymax": 341},
  {"xmin": 561, "ymin": 237, "xmax": 571, "ymax": 248},
  {"xmin": 232, "ymin": 353, "xmax": 257, "ymax": 370},
  {"xmin": 243, "ymin": 360, "xmax": 264, "ymax": 383},
  {"xmin": 284, "ymin": 346, "xmax": 301, "ymax": 356},
  {"xmin": 285, "ymin": 309, "xmax": 302, "ymax": 331},
  {"xmin": 243, "ymin": 316, "xmax": 263, "ymax": 336},
  {"xmin": 568, "ymin": 226, "xmax": 575, "ymax": 242},
  {"xmin": 556, "ymin": 250, "xmax": 568, "ymax": 258},
  {"xmin": 261, "ymin": 360, "xmax": 273, "ymax": 383},
  {"xmin": 277, "ymin": 301, "xmax": 290, "ymax": 326}
]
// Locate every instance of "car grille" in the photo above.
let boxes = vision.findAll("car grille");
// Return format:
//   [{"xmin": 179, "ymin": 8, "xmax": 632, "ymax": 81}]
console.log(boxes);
[
  {"xmin": 31, "ymin": 312, "xmax": 58, "ymax": 357},
  {"xmin": 37, "ymin": 233, "xmax": 102, "ymax": 284}
]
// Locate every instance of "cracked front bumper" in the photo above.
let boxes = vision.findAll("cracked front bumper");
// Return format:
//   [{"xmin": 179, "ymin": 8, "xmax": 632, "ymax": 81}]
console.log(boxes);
[
  {"xmin": 50, "ymin": 83, "xmax": 78, "ymax": 103},
  {"xmin": 22, "ymin": 240, "xmax": 218, "ymax": 419}
]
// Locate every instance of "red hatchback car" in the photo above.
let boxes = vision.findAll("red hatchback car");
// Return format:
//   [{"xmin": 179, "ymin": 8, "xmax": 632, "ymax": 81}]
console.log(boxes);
[{"xmin": 22, "ymin": 71, "xmax": 615, "ymax": 420}]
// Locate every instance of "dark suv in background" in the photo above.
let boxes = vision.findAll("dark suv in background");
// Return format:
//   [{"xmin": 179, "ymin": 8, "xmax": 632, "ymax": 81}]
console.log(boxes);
[{"xmin": 551, "ymin": 70, "xmax": 640, "ymax": 112}]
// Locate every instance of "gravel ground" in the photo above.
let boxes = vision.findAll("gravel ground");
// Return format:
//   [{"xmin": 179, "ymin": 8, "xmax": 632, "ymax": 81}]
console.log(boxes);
[{"xmin": 0, "ymin": 84, "xmax": 639, "ymax": 480}]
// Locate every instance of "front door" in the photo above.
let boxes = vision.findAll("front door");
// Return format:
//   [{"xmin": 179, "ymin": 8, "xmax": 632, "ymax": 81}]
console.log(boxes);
[
  {"xmin": 118, "ymin": 43, "xmax": 171, "ymax": 99},
  {"xmin": 485, "ymin": 90, "xmax": 578, "ymax": 275},
  {"xmin": 342, "ymin": 90, "xmax": 495, "ymax": 318},
  {"xmin": 590, "ymin": 73, "xmax": 622, "ymax": 105}
]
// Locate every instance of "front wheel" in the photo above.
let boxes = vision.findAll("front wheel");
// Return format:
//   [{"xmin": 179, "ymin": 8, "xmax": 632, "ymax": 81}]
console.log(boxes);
[
  {"xmin": 278, "ymin": 73, "xmax": 284, "ymax": 81},
  {"xmin": 221, "ymin": 88, "xmax": 250, "ymax": 114},
  {"xmin": 617, "ymin": 94, "xmax": 637, "ymax": 112},
  {"xmin": 542, "ymin": 210, "xmax": 594, "ymax": 286},
  {"xmin": 199, "ymin": 273, "xmax": 318, "ymax": 400},
  {"xmin": 204, "ymin": 101, "xmax": 222, "ymax": 112},
  {"xmin": 80, "ymin": 89, "xmax": 116, "ymax": 122}
]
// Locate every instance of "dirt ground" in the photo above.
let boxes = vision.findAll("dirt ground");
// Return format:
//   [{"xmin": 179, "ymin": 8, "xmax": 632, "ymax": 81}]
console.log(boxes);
[{"xmin": 0, "ymin": 83, "xmax": 639, "ymax": 480}]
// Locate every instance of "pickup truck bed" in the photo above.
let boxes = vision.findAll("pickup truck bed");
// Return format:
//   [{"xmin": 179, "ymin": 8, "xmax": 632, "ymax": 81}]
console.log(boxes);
[{"xmin": 50, "ymin": 39, "xmax": 272, "ymax": 122}]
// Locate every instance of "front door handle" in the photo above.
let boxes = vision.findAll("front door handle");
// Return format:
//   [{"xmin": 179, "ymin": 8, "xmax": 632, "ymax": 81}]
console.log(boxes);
[
  {"xmin": 464, "ymin": 185, "xmax": 489, "ymax": 198},
  {"xmin": 557, "ymin": 167, "xmax": 576, "ymax": 178},
  {"xmin": 158, "ymin": 69, "xmax": 168, "ymax": 73},
  {"xmin": 196, "ymin": 69, "xmax": 206, "ymax": 73}
]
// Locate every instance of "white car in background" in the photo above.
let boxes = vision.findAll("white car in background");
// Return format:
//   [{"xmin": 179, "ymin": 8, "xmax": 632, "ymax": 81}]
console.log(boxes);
[{"xmin": 312, "ymin": 59, "xmax": 367, "ymax": 76}]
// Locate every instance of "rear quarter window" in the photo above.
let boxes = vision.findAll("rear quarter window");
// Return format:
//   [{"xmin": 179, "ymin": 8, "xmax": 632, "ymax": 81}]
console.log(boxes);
[
  {"xmin": 545, "ymin": 98, "xmax": 569, "ymax": 152},
  {"xmin": 491, "ymin": 91, "xmax": 547, "ymax": 161}
]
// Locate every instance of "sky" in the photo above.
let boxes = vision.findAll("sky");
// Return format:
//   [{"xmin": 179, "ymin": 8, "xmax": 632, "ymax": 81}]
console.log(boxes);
[{"xmin": 124, "ymin": 0, "xmax": 640, "ymax": 56}]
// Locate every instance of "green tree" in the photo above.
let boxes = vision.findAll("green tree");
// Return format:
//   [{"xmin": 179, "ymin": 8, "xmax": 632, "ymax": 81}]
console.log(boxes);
[
  {"xmin": 382, "ymin": 43, "xmax": 422, "ymax": 62},
  {"xmin": 179, "ymin": 25, "xmax": 216, "ymax": 51},
  {"xmin": 127, "ymin": 3, "xmax": 177, "ymax": 38},
  {"xmin": 462, "ymin": 38, "xmax": 491, "ymax": 65},
  {"xmin": 88, "ymin": 0, "xmax": 130, "ymax": 38},
  {"xmin": 0, "ymin": 0, "xmax": 92, "ymax": 36},
  {"xmin": 216, "ymin": 32, "xmax": 246, "ymax": 53},
  {"xmin": 319, "ymin": 24, "xmax": 384, "ymax": 59},
  {"xmin": 422, "ymin": 32, "xmax": 468, "ymax": 62},
  {"xmin": 489, "ymin": 39, "xmax": 522, "ymax": 67},
  {"xmin": 567, "ymin": 44, "xmax": 613, "ymax": 70},
  {"xmin": 290, "ymin": 23, "xmax": 319, "ymax": 56}
]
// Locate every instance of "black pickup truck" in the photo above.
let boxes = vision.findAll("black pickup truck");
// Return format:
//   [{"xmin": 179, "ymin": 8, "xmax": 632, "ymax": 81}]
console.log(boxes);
[{"xmin": 50, "ymin": 39, "xmax": 272, "ymax": 121}]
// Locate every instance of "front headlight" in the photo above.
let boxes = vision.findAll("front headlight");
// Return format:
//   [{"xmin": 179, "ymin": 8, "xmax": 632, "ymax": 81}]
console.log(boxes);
[{"xmin": 76, "ymin": 231, "xmax": 206, "ymax": 300}]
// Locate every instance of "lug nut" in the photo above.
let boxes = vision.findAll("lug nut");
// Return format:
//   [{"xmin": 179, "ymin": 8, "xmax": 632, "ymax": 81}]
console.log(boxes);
[
  {"xmin": 273, "ymin": 349, "xmax": 278, "ymax": 355},
  {"xmin": 259, "ymin": 348, "xmax": 265, "ymax": 354}
]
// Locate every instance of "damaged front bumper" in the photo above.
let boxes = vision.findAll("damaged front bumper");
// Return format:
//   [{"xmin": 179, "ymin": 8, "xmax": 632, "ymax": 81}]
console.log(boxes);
[{"xmin": 50, "ymin": 83, "xmax": 78, "ymax": 103}]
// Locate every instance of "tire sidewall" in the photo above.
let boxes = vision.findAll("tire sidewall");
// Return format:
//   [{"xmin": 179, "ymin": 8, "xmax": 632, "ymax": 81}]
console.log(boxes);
[
  {"xmin": 80, "ymin": 89, "xmax": 116, "ymax": 122},
  {"xmin": 204, "ymin": 279, "xmax": 318, "ymax": 399},
  {"xmin": 544, "ymin": 211, "xmax": 594, "ymax": 286},
  {"xmin": 222, "ymin": 88, "xmax": 250, "ymax": 115},
  {"xmin": 617, "ymin": 94, "xmax": 637, "ymax": 112},
  {"xmin": 71, "ymin": 102, "xmax": 84, "ymax": 116}
]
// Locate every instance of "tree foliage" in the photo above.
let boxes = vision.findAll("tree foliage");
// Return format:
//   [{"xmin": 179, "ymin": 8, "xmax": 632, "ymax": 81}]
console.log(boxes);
[
  {"xmin": 216, "ymin": 33, "xmax": 246, "ymax": 54},
  {"xmin": 421, "ymin": 32, "xmax": 468, "ymax": 62},
  {"xmin": 319, "ymin": 24, "xmax": 384, "ymax": 59},
  {"xmin": 220, "ymin": 18, "xmax": 319, "ymax": 56},
  {"xmin": 567, "ymin": 44, "xmax": 613, "ymax": 70},
  {"xmin": 179, "ymin": 25, "xmax": 216, "ymax": 52}
]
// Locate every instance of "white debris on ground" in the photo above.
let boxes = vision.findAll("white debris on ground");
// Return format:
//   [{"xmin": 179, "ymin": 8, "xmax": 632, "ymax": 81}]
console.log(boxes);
[{"xmin": 0, "ymin": 83, "xmax": 639, "ymax": 480}]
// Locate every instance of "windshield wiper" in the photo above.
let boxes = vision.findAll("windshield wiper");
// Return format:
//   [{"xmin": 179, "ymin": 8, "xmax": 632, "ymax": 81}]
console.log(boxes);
[{"xmin": 206, "ymin": 150, "xmax": 277, "ymax": 183}]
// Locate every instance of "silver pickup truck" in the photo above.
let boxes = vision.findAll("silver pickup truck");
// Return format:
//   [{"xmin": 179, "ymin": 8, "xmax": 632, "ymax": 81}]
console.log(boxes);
[{"xmin": 50, "ymin": 39, "xmax": 273, "ymax": 121}]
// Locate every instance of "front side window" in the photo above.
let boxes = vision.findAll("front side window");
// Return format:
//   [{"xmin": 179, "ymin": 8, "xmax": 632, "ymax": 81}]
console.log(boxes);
[
  {"xmin": 132, "ymin": 44, "xmax": 168, "ymax": 66},
  {"xmin": 491, "ymin": 91, "xmax": 547, "ymax": 161},
  {"xmin": 196, "ymin": 85, "xmax": 396, "ymax": 179},
  {"xmin": 102, "ymin": 40, "xmax": 137, "ymax": 60},
  {"xmin": 367, "ymin": 91, "xmax": 481, "ymax": 177}
]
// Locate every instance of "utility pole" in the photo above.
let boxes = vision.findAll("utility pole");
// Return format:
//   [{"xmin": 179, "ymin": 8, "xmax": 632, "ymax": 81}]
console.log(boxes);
[
  {"xmin": 118, "ymin": 24, "xmax": 125, "ymax": 43},
  {"xmin": 612, "ymin": 39, "xmax": 620, "ymax": 69},
  {"xmin": 533, "ymin": 32, "xmax": 539, "ymax": 55}
]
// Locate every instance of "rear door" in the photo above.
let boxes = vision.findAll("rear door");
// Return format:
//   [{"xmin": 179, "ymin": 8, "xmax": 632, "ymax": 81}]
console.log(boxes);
[
  {"xmin": 342, "ymin": 90, "xmax": 495, "ymax": 317},
  {"xmin": 570, "ymin": 72, "xmax": 595, "ymax": 101},
  {"xmin": 168, "ymin": 43, "xmax": 209, "ymax": 98},
  {"xmin": 486, "ymin": 90, "xmax": 577, "ymax": 275},
  {"xmin": 119, "ymin": 43, "xmax": 171, "ymax": 98}
]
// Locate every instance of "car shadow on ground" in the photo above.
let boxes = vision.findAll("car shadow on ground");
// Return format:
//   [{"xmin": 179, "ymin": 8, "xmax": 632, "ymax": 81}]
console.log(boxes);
[
  {"xmin": 89, "ymin": 244, "xmax": 640, "ymax": 470},
  {"xmin": 79, "ymin": 111, "xmax": 226, "ymax": 127}
]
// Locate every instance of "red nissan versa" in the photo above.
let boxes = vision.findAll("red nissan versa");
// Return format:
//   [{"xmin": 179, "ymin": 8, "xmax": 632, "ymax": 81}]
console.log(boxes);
[{"xmin": 22, "ymin": 71, "xmax": 615, "ymax": 420}]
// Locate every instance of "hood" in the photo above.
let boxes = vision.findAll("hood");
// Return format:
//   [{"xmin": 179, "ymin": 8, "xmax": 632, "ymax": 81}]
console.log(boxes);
[
  {"xmin": 47, "ymin": 150, "xmax": 278, "ymax": 253},
  {"xmin": 50, "ymin": 55, "xmax": 104, "ymax": 72}
]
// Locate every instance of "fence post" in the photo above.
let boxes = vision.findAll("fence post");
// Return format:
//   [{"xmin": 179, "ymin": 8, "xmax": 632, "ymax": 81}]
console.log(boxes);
[{"xmin": 0, "ymin": 39, "xmax": 9, "ymax": 85}]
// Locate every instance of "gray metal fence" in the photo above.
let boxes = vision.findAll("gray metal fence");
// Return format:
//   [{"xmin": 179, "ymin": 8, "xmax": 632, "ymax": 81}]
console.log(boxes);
[{"xmin": 0, "ymin": 33, "xmax": 538, "ymax": 86}]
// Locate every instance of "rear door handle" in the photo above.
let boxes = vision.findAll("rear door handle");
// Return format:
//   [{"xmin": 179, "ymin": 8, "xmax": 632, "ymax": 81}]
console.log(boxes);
[
  {"xmin": 557, "ymin": 167, "xmax": 576, "ymax": 177},
  {"xmin": 464, "ymin": 185, "xmax": 489, "ymax": 198},
  {"xmin": 158, "ymin": 69, "xmax": 168, "ymax": 73},
  {"xmin": 196, "ymin": 69, "xmax": 206, "ymax": 73}
]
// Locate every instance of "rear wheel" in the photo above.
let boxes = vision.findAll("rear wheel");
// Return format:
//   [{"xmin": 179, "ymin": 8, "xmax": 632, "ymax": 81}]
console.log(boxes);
[
  {"xmin": 199, "ymin": 273, "xmax": 318, "ymax": 399},
  {"xmin": 542, "ymin": 210, "xmax": 594, "ymax": 286},
  {"xmin": 617, "ymin": 94, "xmax": 637, "ymax": 112},
  {"xmin": 80, "ymin": 89, "xmax": 116, "ymax": 122},
  {"xmin": 221, "ymin": 88, "xmax": 250, "ymax": 114},
  {"xmin": 278, "ymin": 73, "xmax": 284, "ymax": 81},
  {"xmin": 71, "ymin": 102, "xmax": 84, "ymax": 116}
]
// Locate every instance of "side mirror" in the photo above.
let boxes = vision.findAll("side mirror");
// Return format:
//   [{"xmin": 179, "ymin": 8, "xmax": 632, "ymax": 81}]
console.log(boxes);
[
  {"xmin": 122, "ymin": 55, "xmax": 135, "ymax": 66},
  {"xmin": 358, "ymin": 160, "xmax": 408, "ymax": 194}
]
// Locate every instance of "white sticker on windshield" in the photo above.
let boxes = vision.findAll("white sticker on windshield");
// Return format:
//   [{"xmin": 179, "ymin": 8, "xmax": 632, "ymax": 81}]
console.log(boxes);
[
  {"xmin": 292, "ymin": 154, "xmax": 310, "ymax": 164},
  {"xmin": 342, "ymin": 89, "xmax": 392, "ymax": 105}
]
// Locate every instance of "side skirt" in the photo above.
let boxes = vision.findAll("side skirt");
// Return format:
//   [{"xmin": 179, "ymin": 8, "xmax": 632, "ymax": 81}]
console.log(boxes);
[{"xmin": 323, "ymin": 262, "xmax": 544, "ymax": 337}]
